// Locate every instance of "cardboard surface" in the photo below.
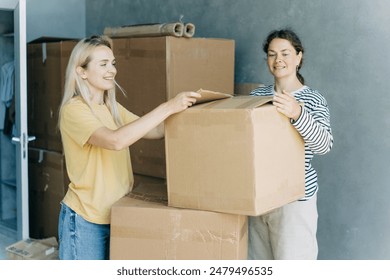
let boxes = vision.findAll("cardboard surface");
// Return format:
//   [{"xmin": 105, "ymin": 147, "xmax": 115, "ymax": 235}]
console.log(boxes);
[
  {"xmin": 28, "ymin": 148, "xmax": 69, "ymax": 239},
  {"xmin": 132, "ymin": 173, "xmax": 168, "ymax": 201},
  {"xmin": 165, "ymin": 90, "xmax": 306, "ymax": 216},
  {"xmin": 234, "ymin": 83, "xmax": 264, "ymax": 95},
  {"xmin": 110, "ymin": 174, "xmax": 247, "ymax": 260},
  {"xmin": 6, "ymin": 237, "xmax": 59, "ymax": 260},
  {"xmin": 113, "ymin": 37, "xmax": 235, "ymax": 178},
  {"xmin": 27, "ymin": 39, "xmax": 77, "ymax": 153}
]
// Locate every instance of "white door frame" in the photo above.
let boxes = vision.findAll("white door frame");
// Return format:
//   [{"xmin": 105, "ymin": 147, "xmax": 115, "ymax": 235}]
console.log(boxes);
[{"xmin": 1, "ymin": 0, "xmax": 29, "ymax": 240}]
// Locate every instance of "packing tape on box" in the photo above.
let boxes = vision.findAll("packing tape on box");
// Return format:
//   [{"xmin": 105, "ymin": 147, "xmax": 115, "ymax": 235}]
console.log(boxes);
[
  {"xmin": 128, "ymin": 192, "xmax": 167, "ymax": 204},
  {"xmin": 169, "ymin": 191, "xmax": 258, "ymax": 215},
  {"xmin": 41, "ymin": 43, "xmax": 47, "ymax": 63},
  {"xmin": 111, "ymin": 222, "xmax": 245, "ymax": 244}
]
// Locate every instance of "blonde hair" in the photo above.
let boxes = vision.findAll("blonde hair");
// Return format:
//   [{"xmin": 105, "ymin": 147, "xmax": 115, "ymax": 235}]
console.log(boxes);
[{"xmin": 59, "ymin": 35, "xmax": 124, "ymax": 128}]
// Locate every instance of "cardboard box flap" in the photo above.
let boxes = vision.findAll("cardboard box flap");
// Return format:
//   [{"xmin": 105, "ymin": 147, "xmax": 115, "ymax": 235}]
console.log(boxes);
[
  {"xmin": 194, "ymin": 90, "xmax": 273, "ymax": 109},
  {"xmin": 195, "ymin": 89, "xmax": 232, "ymax": 104}
]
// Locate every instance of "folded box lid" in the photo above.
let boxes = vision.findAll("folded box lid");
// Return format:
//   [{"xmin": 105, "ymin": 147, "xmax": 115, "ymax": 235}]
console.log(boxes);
[{"xmin": 194, "ymin": 89, "xmax": 273, "ymax": 109}]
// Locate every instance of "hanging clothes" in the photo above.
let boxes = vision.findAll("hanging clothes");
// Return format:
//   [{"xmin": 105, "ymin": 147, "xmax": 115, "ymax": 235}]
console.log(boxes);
[{"xmin": 0, "ymin": 61, "xmax": 15, "ymax": 134}]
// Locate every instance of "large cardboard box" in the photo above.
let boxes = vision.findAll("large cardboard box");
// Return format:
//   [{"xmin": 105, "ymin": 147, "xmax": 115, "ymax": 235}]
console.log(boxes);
[
  {"xmin": 28, "ymin": 148, "xmax": 69, "ymax": 239},
  {"xmin": 27, "ymin": 38, "xmax": 77, "ymax": 152},
  {"xmin": 110, "ymin": 175, "xmax": 247, "ymax": 260},
  {"xmin": 113, "ymin": 36, "xmax": 235, "ymax": 178},
  {"xmin": 165, "ymin": 91, "xmax": 305, "ymax": 216}
]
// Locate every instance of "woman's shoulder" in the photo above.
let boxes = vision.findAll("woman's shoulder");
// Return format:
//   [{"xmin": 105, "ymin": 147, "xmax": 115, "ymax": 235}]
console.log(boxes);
[
  {"xmin": 298, "ymin": 86, "xmax": 329, "ymax": 106},
  {"xmin": 65, "ymin": 96, "xmax": 84, "ymax": 104},
  {"xmin": 62, "ymin": 96, "xmax": 89, "ymax": 114}
]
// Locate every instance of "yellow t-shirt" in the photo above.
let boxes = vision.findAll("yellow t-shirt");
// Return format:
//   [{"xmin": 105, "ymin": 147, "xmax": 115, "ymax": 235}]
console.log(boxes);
[{"xmin": 60, "ymin": 97, "xmax": 139, "ymax": 224}]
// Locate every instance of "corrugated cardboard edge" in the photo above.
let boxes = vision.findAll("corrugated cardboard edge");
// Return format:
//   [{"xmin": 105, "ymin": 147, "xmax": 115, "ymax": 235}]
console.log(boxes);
[
  {"xmin": 195, "ymin": 89, "xmax": 273, "ymax": 109},
  {"xmin": 195, "ymin": 88, "xmax": 232, "ymax": 104}
]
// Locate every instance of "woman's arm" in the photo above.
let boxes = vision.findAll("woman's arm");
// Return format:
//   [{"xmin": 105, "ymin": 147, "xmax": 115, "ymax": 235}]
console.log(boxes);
[
  {"xmin": 143, "ymin": 122, "xmax": 164, "ymax": 140},
  {"xmin": 273, "ymin": 90, "xmax": 333, "ymax": 155},
  {"xmin": 88, "ymin": 91, "xmax": 200, "ymax": 150}
]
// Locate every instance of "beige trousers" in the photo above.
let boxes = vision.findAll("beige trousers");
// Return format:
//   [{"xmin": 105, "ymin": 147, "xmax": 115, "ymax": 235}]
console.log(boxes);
[{"xmin": 248, "ymin": 194, "xmax": 318, "ymax": 260}]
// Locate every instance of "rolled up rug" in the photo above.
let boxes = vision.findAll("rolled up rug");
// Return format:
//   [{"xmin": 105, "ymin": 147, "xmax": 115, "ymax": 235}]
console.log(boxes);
[
  {"xmin": 183, "ymin": 23, "xmax": 196, "ymax": 38},
  {"xmin": 103, "ymin": 22, "xmax": 184, "ymax": 38}
]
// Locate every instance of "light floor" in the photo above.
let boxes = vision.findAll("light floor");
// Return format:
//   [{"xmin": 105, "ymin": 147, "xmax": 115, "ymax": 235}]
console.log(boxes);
[{"xmin": 0, "ymin": 224, "xmax": 17, "ymax": 260}]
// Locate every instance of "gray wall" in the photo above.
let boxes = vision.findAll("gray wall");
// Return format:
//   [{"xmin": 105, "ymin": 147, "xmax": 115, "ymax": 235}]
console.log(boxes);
[
  {"xmin": 83, "ymin": 0, "xmax": 390, "ymax": 260},
  {"xmin": 26, "ymin": 0, "xmax": 85, "ymax": 42}
]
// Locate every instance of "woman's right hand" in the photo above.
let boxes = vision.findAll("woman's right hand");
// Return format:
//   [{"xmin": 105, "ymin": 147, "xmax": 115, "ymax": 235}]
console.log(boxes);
[{"xmin": 167, "ymin": 91, "xmax": 201, "ymax": 114}]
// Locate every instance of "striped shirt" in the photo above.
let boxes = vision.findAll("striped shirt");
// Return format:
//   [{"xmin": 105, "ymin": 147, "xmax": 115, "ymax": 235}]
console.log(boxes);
[{"xmin": 250, "ymin": 85, "xmax": 333, "ymax": 200}]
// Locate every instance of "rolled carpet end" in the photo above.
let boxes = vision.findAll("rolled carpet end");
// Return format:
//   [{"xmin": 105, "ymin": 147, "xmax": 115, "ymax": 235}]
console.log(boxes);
[
  {"xmin": 183, "ymin": 23, "xmax": 196, "ymax": 38},
  {"xmin": 161, "ymin": 22, "xmax": 184, "ymax": 37},
  {"xmin": 103, "ymin": 22, "xmax": 184, "ymax": 38}
]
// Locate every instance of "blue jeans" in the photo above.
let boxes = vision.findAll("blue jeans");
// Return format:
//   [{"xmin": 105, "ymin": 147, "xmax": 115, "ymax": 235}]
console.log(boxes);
[{"xmin": 58, "ymin": 202, "xmax": 110, "ymax": 260}]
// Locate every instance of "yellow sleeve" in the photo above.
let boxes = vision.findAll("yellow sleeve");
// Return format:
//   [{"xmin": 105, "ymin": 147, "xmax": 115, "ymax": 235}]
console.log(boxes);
[
  {"xmin": 117, "ymin": 102, "xmax": 139, "ymax": 124},
  {"xmin": 60, "ymin": 100, "xmax": 104, "ymax": 147}
]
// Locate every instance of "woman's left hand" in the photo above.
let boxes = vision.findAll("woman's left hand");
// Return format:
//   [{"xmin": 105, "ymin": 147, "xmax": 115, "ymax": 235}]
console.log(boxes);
[{"xmin": 273, "ymin": 90, "xmax": 302, "ymax": 121}]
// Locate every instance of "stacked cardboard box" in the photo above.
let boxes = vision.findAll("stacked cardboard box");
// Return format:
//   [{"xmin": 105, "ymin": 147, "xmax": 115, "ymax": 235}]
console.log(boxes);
[
  {"xmin": 113, "ymin": 36, "xmax": 235, "ymax": 178},
  {"xmin": 28, "ymin": 148, "xmax": 70, "ymax": 239},
  {"xmin": 27, "ymin": 36, "xmax": 244, "ymax": 259},
  {"xmin": 109, "ymin": 38, "xmax": 305, "ymax": 259},
  {"xmin": 27, "ymin": 38, "xmax": 77, "ymax": 153},
  {"xmin": 27, "ymin": 38, "xmax": 76, "ymax": 239},
  {"xmin": 113, "ymin": 91, "xmax": 304, "ymax": 259},
  {"xmin": 27, "ymin": 36, "xmax": 305, "ymax": 259},
  {"xmin": 110, "ymin": 175, "xmax": 248, "ymax": 260},
  {"xmin": 165, "ymin": 90, "xmax": 306, "ymax": 216},
  {"xmin": 109, "ymin": 37, "xmax": 249, "ymax": 259}
]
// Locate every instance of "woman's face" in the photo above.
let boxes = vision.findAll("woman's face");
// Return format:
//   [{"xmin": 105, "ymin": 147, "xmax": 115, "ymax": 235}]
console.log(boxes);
[
  {"xmin": 78, "ymin": 45, "xmax": 117, "ymax": 95},
  {"xmin": 266, "ymin": 38, "xmax": 302, "ymax": 81}
]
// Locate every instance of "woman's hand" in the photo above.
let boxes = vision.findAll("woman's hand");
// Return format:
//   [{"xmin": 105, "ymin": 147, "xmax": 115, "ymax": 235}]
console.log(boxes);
[
  {"xmin": 273, "ymin": 90, "xmax": 302, "ymax": 121},
  {"xmin": 167, "ymin": 91, "xmax": 201, "ymax": 114}
]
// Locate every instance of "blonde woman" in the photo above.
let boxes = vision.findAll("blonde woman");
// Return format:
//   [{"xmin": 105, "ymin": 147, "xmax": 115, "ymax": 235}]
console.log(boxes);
[{"xmin": 58, "ymin": 35, "xmax": 199, "ymax": 260}]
